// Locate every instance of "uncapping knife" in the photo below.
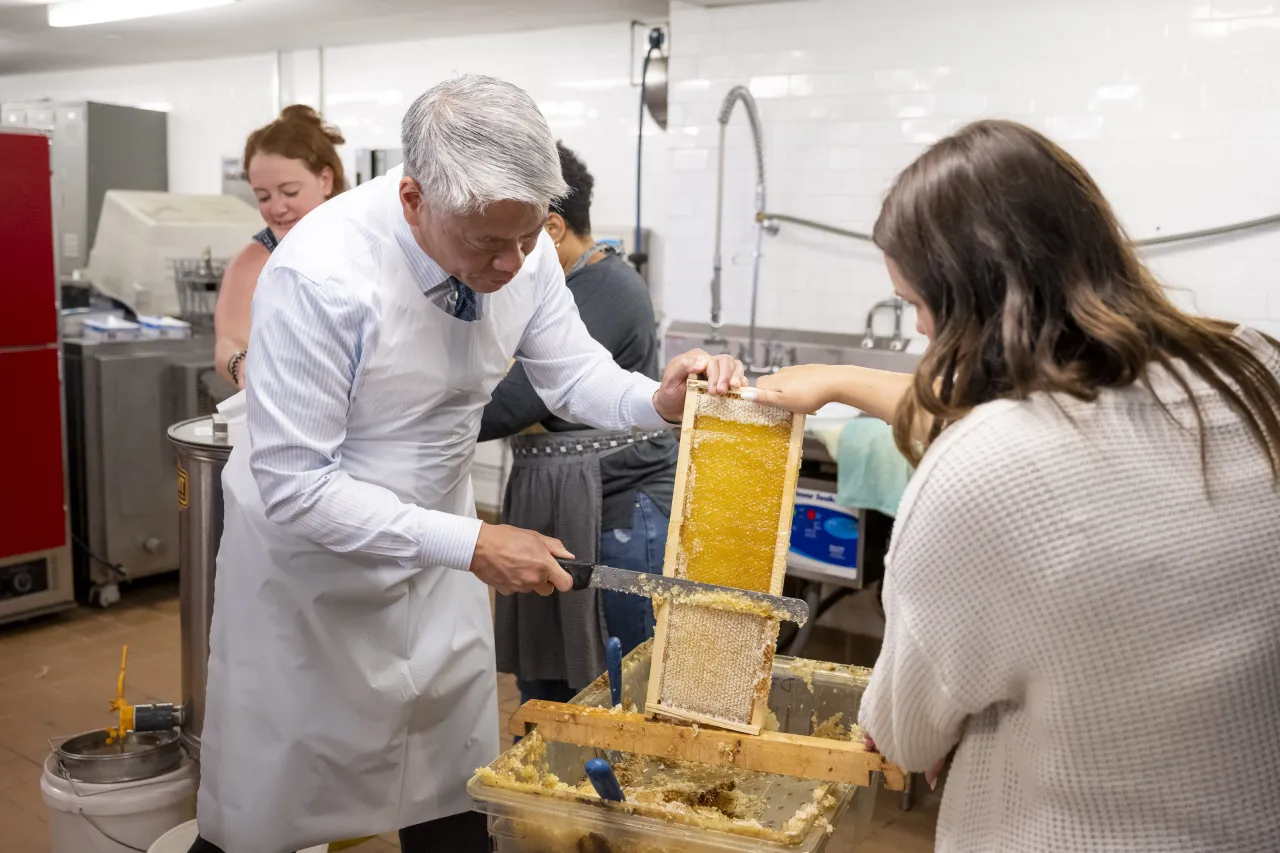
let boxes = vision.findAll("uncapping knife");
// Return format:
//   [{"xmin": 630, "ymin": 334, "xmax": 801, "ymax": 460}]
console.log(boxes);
[{"xmin": 557, "ymin": 559, "xmax": 809, "ymax": 626}]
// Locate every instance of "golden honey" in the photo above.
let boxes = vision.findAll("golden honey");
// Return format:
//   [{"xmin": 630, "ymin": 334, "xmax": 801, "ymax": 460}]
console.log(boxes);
[{"xmin": 677, "ymin": 414, "xmax": 792, "ymax": 593}]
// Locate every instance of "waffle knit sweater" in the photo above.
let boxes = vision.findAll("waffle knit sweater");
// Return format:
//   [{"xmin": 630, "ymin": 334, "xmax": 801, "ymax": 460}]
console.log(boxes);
[{"xmin": 859, "ymin": 327, "xmax": 1280, "ymax": 852}]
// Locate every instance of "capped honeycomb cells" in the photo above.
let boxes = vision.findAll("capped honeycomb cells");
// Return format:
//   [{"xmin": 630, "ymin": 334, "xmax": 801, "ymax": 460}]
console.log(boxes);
[{"xmin": 678, "ymin": 415, "xmax": 792, "ymax": 593}]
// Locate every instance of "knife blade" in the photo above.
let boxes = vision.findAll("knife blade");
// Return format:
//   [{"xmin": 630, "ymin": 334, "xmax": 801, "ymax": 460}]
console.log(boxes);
[{"xmin": 557, "ymin": 559, "xmax": 809, "ymax": 626}]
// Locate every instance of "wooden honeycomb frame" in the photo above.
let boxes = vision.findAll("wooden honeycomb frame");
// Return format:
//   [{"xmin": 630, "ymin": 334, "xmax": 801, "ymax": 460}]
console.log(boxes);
[
  {"xmin": 645, "ymin": 379, "xmax": 806, "ymax": 734},
  {"xmin": 509, "ymin": 700, "xmax": 908, "ymax": 790}
]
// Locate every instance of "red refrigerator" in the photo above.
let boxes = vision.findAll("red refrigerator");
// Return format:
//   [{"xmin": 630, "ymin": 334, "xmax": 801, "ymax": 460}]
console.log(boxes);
[{"xmin": 0, "ymin": 127, "xmax": 75, "ymax": 623}]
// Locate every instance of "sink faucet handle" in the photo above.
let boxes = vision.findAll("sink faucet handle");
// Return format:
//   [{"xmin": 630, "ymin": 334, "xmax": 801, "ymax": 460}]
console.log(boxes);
[
  {"xmin": 762, "ymin": 341, "xmax": 781, "ymax": 370},
  {"xmin": 863, "ymin": 296, "xmax": 904, "ymax": 350},
  {"xmin": 890, "ymin": 297, "xmax": 906, "ymax": 350}
]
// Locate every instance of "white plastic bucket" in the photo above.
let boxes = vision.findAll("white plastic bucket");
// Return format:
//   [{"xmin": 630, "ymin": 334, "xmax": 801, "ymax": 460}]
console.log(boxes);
[
  {"xmin": 148, "ymin": 820, "xmax": 330, "ymax": 853},
  {"xmin": 147, "ymin": 820, "xmax": 198, "ymax": 853},
  {"xmin": 41, "ymin": 754, "xmax": 198, "ymax": 853}
]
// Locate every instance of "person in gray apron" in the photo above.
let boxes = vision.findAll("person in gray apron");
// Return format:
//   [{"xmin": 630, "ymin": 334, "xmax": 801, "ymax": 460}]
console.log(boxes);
[{"xmin": 480, "ymin": 143, "xmax": 678, "ymax": 703}]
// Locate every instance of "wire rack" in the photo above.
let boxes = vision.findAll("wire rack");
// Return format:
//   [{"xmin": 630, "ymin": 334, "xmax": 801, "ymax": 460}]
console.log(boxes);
[{"xmin": 173, "ymin": 251, "xmax": 227, "ymax": 329}]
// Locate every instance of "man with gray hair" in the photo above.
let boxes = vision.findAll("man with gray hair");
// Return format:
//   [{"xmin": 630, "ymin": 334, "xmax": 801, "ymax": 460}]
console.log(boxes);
[{"xmin": 189, "ymin": 75, "xmax": 742, "ymax": 853}]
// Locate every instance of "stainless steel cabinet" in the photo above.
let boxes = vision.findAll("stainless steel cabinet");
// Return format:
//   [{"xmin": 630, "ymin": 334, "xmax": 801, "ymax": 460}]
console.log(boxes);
[
  {"xmin": 63, "ymin": 335, "xmax": 236, "ymax": 605},
  {"xmin": 1, "ymin": 101, "xmax": 167, "ymax": 278}
]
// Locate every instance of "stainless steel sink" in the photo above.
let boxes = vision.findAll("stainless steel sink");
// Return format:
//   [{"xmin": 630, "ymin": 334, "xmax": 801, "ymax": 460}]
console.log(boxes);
[
  {"xmin": 839, "ymin": 345, "xmax": 921, "ymax": 373},
  {"xmin": 663, "ymin": 320, "xmax": 921, "ymax": 375},
  {"xmin": 662, "ymin": 321, "xmax": 919, "ymax": 474}
]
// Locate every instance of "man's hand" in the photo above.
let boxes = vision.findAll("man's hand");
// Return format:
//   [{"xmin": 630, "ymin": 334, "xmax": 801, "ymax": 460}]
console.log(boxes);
[
  {"xmin": 653, "ymin": 349, "xmax": 745, "ymax": 423},
  {"xmin": 469, "ymin": 523, "xmax": 575, "ymax": 595}
]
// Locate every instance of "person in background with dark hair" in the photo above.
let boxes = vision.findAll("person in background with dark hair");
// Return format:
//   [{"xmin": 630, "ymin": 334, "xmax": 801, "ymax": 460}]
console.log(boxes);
[
  {"xmin": 481, "ymin": 142, "xmax": 679, "ymax": 704},
  {"xmin": 214, "ymin": 105, "xmax": 346, "ymax": 388},
  {"xmin": 746, "ymin": 119, "xmax": 1280, "ymax": 851}
]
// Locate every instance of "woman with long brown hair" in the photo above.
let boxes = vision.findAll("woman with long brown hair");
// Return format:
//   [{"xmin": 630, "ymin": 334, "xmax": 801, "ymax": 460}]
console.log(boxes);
[
  {"xmin": 748, "ymin": 119, "xmax": 1280, "ymax": 850},
  {"xmin": 214, "ymin": 105, "xmax": 345, "ymax": 388}
]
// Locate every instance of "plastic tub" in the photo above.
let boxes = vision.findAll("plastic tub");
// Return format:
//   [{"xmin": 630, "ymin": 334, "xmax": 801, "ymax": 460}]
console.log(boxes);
[
  {"xmin": 138, "ymin": 315, "xmax": 193, "ymax": 340},
  {"xmin": 83, "ymin": 315, "xmax": 142, "ymax": 341},
  {"xmin": 42, "ymin": 753, "xmax": 197, "ymax": 853},
  {"xmin": 470, "ymin": 645, "xmax": 878, "ymax": 852}
]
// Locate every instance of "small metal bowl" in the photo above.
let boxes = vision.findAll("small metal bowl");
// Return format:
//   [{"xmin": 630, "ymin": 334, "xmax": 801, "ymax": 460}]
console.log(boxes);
[{"xmin": 56, "ymin": 728, "xmax": 183, "ymax": 784}]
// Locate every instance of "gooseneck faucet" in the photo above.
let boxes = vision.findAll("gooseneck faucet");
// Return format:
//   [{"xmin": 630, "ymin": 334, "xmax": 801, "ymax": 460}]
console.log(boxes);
[
  {"xmin": 707, "ymin": 85, "xmax": 776, "ymax": 368},
  {"xmin": 862, "ymin": 297, "xmax": 906, "ymax": 351}
]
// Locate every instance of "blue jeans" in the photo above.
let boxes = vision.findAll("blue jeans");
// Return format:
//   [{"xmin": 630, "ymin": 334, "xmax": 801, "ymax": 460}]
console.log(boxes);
[
  {"xmin": 517, "ymin": 493, "xmax": 670, "ymax": 705},
  {"xmin": 598, "ymin": 493, "xmax": 669, "ymax": 657}
]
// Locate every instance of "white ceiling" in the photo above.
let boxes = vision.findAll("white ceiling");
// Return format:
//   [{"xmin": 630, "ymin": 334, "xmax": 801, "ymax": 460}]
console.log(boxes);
[{"xmin": 0, "ymin": 0, "xmax": 685, "ymax": 75}]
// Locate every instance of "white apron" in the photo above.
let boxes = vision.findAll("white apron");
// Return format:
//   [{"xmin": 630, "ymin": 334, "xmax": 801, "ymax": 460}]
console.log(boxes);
[{"xmin": 197, "ymin": 184, "xmax": 537, "ymax": 853}]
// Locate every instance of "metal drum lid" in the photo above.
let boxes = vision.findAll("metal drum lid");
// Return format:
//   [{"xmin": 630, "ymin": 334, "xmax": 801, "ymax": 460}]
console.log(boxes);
[
  {"xmin": 167, "ymin": 415, "xmax": 235, "ymax": 452},
  {"xmin": 56, "ymin": 728, "xmax": 184, "ymax": 784}
]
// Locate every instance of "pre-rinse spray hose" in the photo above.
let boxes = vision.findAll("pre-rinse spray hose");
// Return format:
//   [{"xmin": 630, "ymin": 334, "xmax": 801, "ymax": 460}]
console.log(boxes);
[
  {"xmin": 631, "ymin": 26, "xmax": 666, "ymax": 276},
  {"xmin": 756, "ymin": 210, "xmax": 1280, "ymax": 248}
]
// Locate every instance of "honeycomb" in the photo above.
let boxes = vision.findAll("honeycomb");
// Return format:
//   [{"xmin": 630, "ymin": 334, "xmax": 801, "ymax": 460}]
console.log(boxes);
[
  {"xmin": 651, "ymin": 386, "xmax": 800, "ymax": 728},
  {"xmin": 677, "ymin": 415, "xmax": 793, "ymax": 593},
  {"xmin": 657, "ymin": 604, "xmax": 778, "ymax": 721}
]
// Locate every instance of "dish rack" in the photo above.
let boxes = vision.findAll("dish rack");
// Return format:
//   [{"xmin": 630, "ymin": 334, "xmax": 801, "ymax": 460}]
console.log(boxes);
[{"xmin": 173, "ymin": 250, "xmax": 227, "ymax": 329}]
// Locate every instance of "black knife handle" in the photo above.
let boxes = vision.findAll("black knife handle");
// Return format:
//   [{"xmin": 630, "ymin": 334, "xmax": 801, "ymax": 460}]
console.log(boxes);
[{"xmin": 558, "ymin": 559, "xmax": 594, "ymax": 591}]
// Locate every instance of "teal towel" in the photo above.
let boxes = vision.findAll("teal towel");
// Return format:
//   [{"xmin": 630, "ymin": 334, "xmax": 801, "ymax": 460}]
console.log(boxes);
[{"xmin": 835, "ymin": 418, "xmax": 914, "ymax": 518}]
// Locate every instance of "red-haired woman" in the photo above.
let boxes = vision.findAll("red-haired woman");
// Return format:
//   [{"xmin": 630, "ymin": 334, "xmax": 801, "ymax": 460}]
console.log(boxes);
[
  {"xmin": 214, "ymin": 105, "xmax": 345, "ymax": 388},
  {"xmin": 748, "ymin": 120, "xmax": 1280, "ymax": 851}
]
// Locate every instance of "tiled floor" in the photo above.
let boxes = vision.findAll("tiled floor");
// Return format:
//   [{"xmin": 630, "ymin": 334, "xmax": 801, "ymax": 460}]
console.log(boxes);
[{"xmin": 0, "ymin": 578, "xmax": 936, "ymax": 852}]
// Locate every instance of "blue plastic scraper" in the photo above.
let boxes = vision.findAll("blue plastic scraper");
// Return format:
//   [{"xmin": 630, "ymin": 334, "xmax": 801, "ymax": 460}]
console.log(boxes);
[
  {"xmin": 584, "ymin": 758, "xmax": 626, "ymax": 802},
  {"xmin": 605, "ymin": 637, "xmax": 623, "ymax": 708}
]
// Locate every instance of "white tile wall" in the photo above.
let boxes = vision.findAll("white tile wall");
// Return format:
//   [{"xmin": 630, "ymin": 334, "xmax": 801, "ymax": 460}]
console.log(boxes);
[
  {"xmin": 0, "ymin": 22, "xmax": 668, "ymax": 304},
  {"xmin": 319, "ymin": 21, "xmax": 669, "ymax": 308},
  {"xmin": 662, "ymin": 0, "xmax": 1280, "ymax": 341},
  {"xmin": 0, "ymin": 53, "xmax": 278, "ymax": 195}
]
